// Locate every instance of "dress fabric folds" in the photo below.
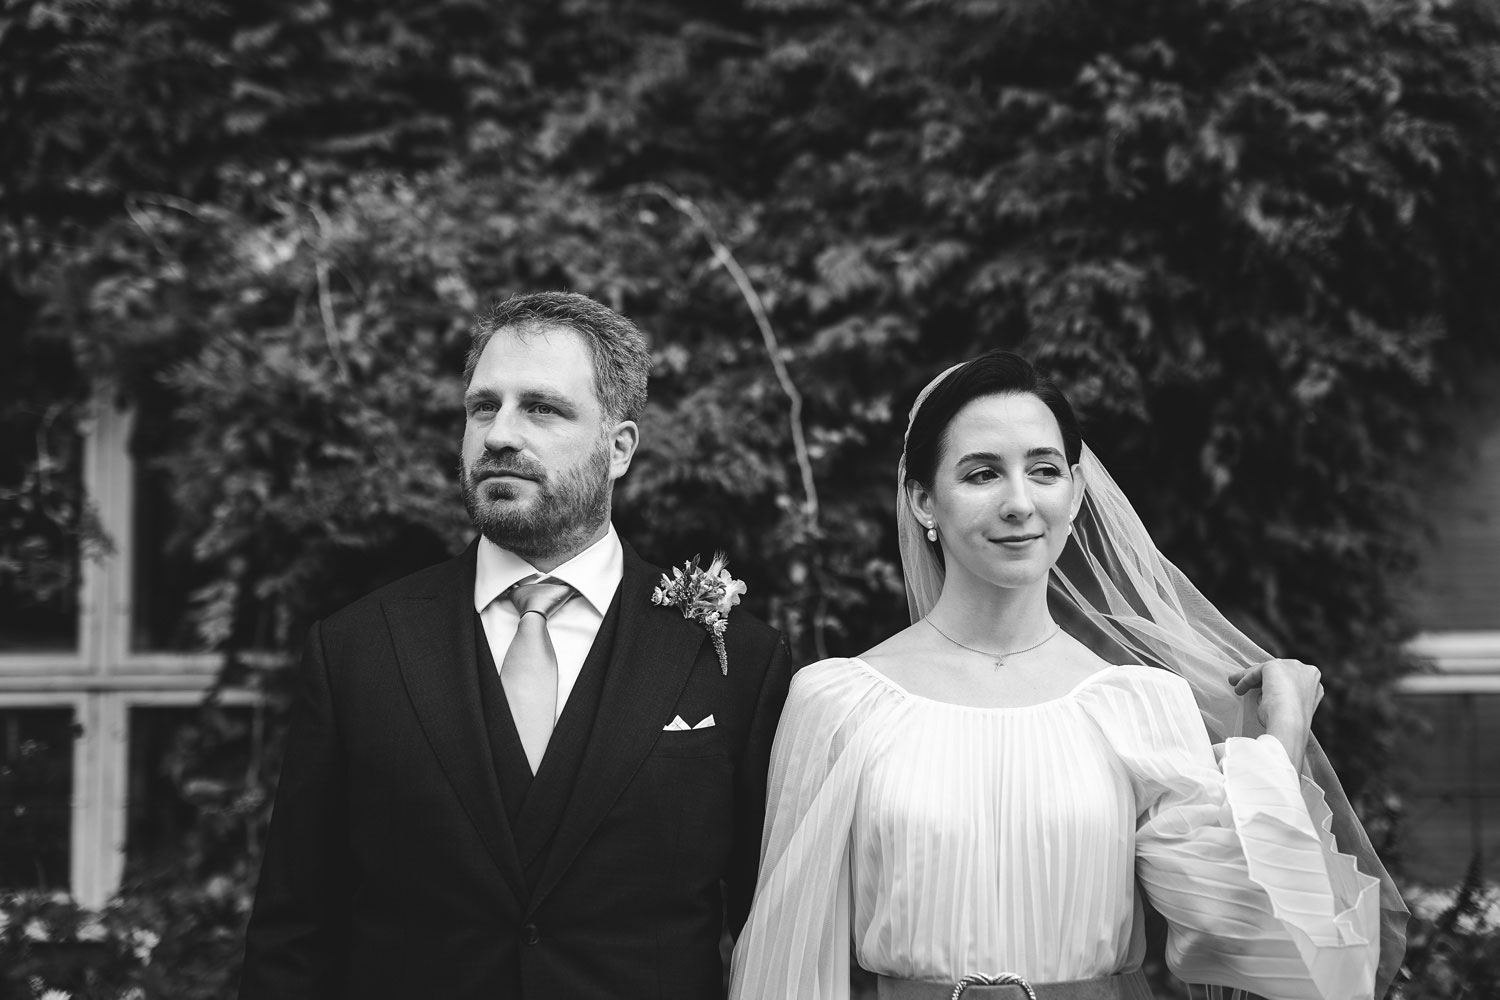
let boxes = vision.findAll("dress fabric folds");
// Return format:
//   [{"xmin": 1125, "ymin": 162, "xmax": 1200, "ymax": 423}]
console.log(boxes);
[{"xmin": 728, "ymin": 658, "xmax": 1381, "ymax": 1000}]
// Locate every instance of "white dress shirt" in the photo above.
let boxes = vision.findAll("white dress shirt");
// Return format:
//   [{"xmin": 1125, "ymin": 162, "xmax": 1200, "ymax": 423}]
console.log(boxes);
[{"xmin": 473, "ymin": 525, "xmax": 624, "ymax": 723}]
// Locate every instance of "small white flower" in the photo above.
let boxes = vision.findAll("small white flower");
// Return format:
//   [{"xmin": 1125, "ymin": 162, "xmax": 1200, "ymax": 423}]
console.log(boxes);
[
  {"xmin": 23, "ymin": 918, "xmax": 48, "ymax": 942},
  {"xmin": 715, "ymin": 572, "xmax": 747, "ymax": 615},
  {"xmin": 127, "ymin": 927, "xmax": 160, "ymax": 964},
  {"xmin": 76, "ymin": 916, "xmax": 107, "ymax": 942},
  {"xmin": 652, "ymin": 552, "xmax": 746, "ymax": 675},
  {"xmin": 40, "ymin": 990, "xmax": 72, "ymax": 1000}
]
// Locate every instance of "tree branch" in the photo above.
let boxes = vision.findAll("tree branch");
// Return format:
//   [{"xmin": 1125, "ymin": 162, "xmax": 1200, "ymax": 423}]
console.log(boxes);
[
  {"xmin": 641, "ymin": 185, "xmax": 820, "ymax": 525},
  {"xmin": 305, "ymin": 204, "xmax": 351, "ymax": 385},
  {"xmin": 640, "ymin": 185, "xmax": 827, "ymax": 658}
]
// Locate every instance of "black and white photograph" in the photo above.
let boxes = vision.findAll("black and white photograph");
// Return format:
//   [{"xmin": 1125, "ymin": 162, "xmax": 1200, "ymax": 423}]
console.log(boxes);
[{"xmin": 3, "ymin": 1, "xmax": 1499, "ymax": 997}]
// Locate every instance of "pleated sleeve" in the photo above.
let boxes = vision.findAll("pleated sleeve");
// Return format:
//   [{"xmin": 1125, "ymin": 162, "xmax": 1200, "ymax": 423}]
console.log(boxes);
[
  {"xmin": 729, "ymin": 659, "xmax": 909, "ymax": 1000},
  {"xmin": 1079, "ymin": 667, "xmax": 1381, "ymax": 1000}
]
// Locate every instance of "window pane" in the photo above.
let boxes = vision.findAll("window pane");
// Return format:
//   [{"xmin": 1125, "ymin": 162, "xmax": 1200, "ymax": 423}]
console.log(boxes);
[
  {"xmin": 128, "ymin": 380, "xmax": 227, "ymax": 652},
  {"xmin": 125, "ymin": 705, "xmax": 256, "ymax": 878},
  {"xmin": 0, "ymin": 408, "xmax": 84, "ymax": 651},
  {"xmin": 1409, "ymin": 366, "xmax": 1500, "ymax": 632},
  {"xmin": 0, "ymin": 707, "xmax": 75, "ymax": 891},
  {"xmin": 1397, "ymin": 693, "xmax": 1500, "ymax": 884},
  {"xmin": 130, "ymin": 457, "xmax": 213, "ymax": 652}
]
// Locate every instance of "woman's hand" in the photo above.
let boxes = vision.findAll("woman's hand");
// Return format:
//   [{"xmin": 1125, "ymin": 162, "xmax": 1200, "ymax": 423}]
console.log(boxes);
[{"xmin": 1226, "ymin": 658, "xmax": 1324, "ymax": 771}]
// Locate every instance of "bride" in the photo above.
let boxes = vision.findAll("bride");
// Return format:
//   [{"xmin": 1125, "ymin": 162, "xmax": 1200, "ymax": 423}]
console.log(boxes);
[{"xmin": 729, "ymin": 352, "xmax": 1405, "ymax": 1000}]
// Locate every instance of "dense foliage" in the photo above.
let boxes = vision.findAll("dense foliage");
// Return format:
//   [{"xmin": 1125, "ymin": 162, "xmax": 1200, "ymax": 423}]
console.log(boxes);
[
  {"xmin": 5, "ymin": 873, "xmax": 1500, "ymax": 999},
  {"xmin": 4, "ymin": 0, "xmax": 1500, "ymax": 994},
  {"xmin": 0, "ymin": 879, "xmax": 248, "ymax": 999}
]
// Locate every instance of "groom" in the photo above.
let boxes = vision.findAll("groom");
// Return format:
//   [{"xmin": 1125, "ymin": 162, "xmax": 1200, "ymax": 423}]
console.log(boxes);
[{"xmin": 239, "ymin": 292, "xmax": 792, "ymax": 1000}]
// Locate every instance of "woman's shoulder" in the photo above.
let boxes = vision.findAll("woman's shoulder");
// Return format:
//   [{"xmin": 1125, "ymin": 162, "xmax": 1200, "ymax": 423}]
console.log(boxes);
[
  {"xmin": 788, "ymin": 656, "xmax": 898, "ymax": 707},
  {"xmin": 791, "ymin": 655, "xmax": 861, "ymax": 687},
  {"xmin": 1074, "ymin": 663, "xmax": 1213, "ymax": 749},
  {"xmin": 841, "ymin": 622, "xmax": 943, "ymax": 693},
  {"xmin": 1087, "ymin": 661, "xmax": 1197, "ymax": 698},
  {"xmin": 1076, "ymin": 662, "xmax": 1200, "ymax": 707},
  {"xmin": 779, "ymin": 657, "xmax": 908, "ymax": 747}
]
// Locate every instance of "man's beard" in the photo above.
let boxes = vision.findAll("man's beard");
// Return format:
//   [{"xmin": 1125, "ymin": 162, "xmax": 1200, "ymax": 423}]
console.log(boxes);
[{"xmin": 461, "ymin": 442, "xmax": 613, "ymax": 565}]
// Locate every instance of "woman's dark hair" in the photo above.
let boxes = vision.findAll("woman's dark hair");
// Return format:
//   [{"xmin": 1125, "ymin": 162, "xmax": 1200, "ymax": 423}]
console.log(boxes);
[{"xmin": 903, "ymin": 350, "xmax": 1083, "ymax": 489}]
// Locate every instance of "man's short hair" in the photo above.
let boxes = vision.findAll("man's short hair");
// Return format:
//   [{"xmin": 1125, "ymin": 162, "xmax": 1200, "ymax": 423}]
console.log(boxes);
[{"xmin": 465, "ymin": 291, "xmax": 651, "ymax": 424}]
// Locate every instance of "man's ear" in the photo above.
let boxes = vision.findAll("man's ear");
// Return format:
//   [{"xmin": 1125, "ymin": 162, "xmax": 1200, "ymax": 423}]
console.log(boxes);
[{"xmin": 608, "ymin": 420, "xmax": 639, "ymax": 482}]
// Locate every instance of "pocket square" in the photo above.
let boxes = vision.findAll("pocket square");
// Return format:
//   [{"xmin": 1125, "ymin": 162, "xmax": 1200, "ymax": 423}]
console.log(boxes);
[{"xmin": 662, "ymin": 714, "xmax": 716, "ymax": 731}]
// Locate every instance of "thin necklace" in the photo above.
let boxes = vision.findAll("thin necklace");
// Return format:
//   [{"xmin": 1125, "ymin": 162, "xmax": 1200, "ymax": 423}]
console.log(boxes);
[{"xmin": 922, "ymin": 618, "xmax": 1062, "ymax": 669}]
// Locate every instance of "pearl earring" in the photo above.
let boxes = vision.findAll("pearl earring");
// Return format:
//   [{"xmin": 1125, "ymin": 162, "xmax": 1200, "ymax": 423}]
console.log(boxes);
[{"xmin": 926, "ymin": 525, "xmax": 938, "ymax": 543}]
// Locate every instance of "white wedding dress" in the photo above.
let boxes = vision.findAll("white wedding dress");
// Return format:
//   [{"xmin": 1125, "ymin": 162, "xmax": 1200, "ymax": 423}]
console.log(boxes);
[{"xmin": 728, "ymin": 657, "xmax": 1381, "ymax": 1000}]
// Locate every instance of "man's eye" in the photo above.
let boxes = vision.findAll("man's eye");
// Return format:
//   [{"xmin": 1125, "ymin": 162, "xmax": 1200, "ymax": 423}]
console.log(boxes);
[
  {"xmin": 532, "ymin": 403, "xmax": 557, "ymax": 416},
  {"xmin": 473, "ymin": 401, "xmax": 497, "ymax": 415}
]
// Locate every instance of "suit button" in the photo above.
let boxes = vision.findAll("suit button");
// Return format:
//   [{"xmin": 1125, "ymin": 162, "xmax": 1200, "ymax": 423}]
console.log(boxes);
[{"xmin": 522, "ymin": 923, "xmax": 540, "ymax": 945}]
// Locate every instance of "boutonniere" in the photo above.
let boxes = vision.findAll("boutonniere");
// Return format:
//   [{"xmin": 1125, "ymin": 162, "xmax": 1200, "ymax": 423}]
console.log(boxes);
[{"xmin": 650, "ymin": 552, "xmax": 748, "ymax": 675}]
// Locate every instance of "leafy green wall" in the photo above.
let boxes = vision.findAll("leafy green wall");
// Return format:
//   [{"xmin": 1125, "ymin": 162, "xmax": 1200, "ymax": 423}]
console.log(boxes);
[{"xmin": 5, "ymin": 0, "xmax": 1500, "ymax": 882}]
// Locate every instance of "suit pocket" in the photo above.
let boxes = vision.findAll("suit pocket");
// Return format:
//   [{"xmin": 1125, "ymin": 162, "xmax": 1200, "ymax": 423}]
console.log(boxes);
[
  {"xmin": 650, "ymin": 727, "xmax": 726, "ymax": 759},
  {"xmin": 638, "ymin": 745, "xmax": 735, "ymax": 895}
]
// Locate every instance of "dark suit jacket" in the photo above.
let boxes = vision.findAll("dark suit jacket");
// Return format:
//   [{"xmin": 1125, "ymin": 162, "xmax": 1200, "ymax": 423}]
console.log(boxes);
[{"xmin": 239, "ymin": 538, "xmax": 792, "ymax": 1000}]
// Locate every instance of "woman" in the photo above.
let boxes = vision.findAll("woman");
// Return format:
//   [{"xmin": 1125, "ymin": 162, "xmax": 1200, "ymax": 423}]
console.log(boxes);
[{"xmin": 729, "ymin": 353, "xmax": 1405, "ymax": 1000}]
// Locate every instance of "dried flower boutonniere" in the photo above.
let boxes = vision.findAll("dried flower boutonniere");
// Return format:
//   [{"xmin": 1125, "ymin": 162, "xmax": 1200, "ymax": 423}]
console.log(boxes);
[{"xmin": 650, "ymin": 552, "xmax": 748, "ymax": 675}]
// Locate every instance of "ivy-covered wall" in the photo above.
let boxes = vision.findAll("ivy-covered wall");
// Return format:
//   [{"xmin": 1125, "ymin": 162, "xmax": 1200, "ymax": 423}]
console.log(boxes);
[{"xmin": 4, "ymin": 0, "xmax": 1500, "ymax": 995}]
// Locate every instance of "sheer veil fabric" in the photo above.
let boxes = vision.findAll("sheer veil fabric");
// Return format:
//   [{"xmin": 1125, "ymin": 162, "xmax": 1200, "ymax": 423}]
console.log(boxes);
[{"xmin": 893, "ymin": 365, "xmax": 1408, "ymax": 998}]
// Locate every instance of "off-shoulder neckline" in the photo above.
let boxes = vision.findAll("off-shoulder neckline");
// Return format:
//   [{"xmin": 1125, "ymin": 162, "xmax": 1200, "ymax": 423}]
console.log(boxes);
[{"xmin": 845, "ymin": 657, "xmax": 1125, "ymax": 713}]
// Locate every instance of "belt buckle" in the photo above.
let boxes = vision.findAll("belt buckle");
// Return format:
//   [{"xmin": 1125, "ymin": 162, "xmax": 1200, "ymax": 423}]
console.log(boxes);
[{"xmin": 950, "ymin": 972, "xmax": 1038, "ymax": 1000}]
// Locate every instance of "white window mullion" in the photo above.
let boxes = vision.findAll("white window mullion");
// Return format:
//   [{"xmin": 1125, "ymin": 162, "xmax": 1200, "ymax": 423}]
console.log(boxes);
[
  {"xmin": 98, "ymin": 691, "xmax": 129, "ymax": 904},
  {"xmin": 78, "ymin": 396, "xmax": 110, "ymax": 672},
  {"xmin": 70, "ymin": 691, "xmax": 103, "ymax": 906},
  {"xmin": 71, "ymin": 692, "xmax": 129, "ymax": 908},
  {"xmin": 89, "ymin": 397, "xmax": 136, "ymax": 669}
]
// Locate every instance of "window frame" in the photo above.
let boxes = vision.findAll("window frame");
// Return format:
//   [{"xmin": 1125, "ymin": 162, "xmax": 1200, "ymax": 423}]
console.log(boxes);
[
  {"xmin": 0, "ymin": 394, "xmax": 248, "ymax": 906},
  {"xmin": 1400, "ymin": 631, "xmax": 1500, "ymax": 693}
]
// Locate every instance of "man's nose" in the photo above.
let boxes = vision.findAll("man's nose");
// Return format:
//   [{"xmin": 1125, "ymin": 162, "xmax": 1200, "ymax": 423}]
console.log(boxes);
[{"xmin": 482, "ymin": 406, "xmax": 526, "ymax": 452}]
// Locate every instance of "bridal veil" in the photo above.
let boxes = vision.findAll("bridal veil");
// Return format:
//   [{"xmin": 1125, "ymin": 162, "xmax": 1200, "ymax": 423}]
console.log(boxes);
[{"xmin": 894, "ymin": 363, "xmax": 1408, "ymax": 998}]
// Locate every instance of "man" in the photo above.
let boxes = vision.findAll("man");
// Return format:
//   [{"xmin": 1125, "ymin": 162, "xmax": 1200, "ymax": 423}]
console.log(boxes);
[{"xmin": 240, "ymin": 292, "xmax": 792, "ymax": 999}]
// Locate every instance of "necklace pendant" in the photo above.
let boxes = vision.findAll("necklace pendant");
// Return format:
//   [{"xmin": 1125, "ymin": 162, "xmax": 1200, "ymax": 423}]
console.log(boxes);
[{"xmin": 921, "ymin": 618, "xmax": 1062, "ymax": 669}]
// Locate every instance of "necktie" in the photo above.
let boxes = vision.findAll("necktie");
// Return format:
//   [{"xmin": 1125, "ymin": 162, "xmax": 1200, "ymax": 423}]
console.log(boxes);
[{"xmin": 501, "ymin": 579, "xmax": 576, "ymax": 774}]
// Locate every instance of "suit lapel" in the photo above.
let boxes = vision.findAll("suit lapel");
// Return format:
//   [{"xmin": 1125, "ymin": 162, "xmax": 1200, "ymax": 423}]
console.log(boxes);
[
  {"xmin": 384, "ymin": 541, "xmax": 527, "ymax": 906},
  {"xmin": 527, "ymin": 544, "xmax": 707, "ymax": 913}
]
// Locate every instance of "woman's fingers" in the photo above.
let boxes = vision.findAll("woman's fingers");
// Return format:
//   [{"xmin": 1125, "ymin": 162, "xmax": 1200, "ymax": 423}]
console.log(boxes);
[
  {"xmin": 1232, "ymin": 659, "xmax": 1323, "ymax": 692},
  {"xmin": 1260, "ymin": 659, "xmax": 1323, "ymax": 718},
  {"xmin": 1231, "ymin": 664, "xmax": 1264, "ymax": 694}
]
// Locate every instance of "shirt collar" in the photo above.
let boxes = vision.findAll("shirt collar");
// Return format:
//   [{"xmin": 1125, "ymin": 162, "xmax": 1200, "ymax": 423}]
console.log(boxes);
[{"xmin": 474, "ymin": 524, "xmax": 624, "ymax": 616}]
